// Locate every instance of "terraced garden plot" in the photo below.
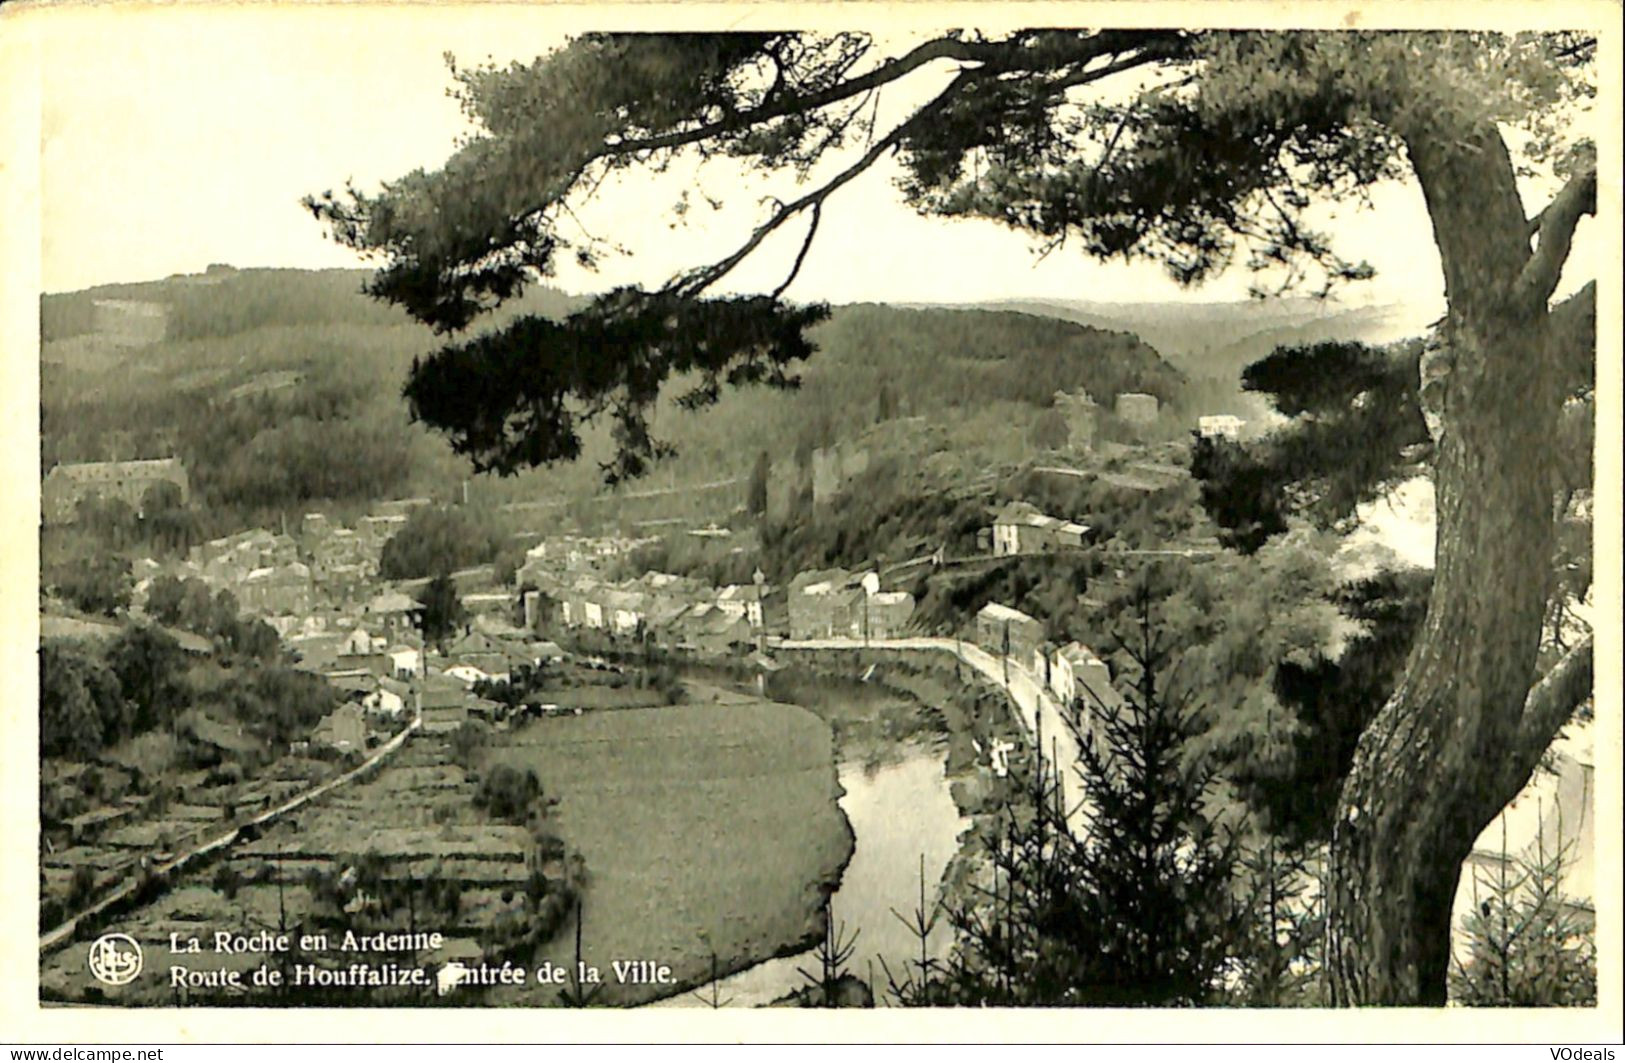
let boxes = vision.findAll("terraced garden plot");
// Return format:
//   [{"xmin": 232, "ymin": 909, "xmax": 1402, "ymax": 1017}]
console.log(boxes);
[
  {"xmin": 38, "ymin": 733, "xmax": 554, "ymax": 1006},
  {"xmin": 39, "ymin": 701, "xmax": 850, "ymax": 1008}
]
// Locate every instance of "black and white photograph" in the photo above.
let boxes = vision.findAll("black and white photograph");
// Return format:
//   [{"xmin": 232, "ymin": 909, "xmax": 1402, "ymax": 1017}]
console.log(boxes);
[{"xmin": 1, "ymin": 0, "xmax": 1619, "ymax": 1042}]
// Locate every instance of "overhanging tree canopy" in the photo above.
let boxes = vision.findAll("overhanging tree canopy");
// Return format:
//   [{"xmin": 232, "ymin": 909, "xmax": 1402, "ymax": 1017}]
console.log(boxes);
[
  {"xmin": 306, "ymin": 30, "xmax": 1193, "ymax": 480},
  {"xmin": 310, "ymin": 28, "xmax": 1599, "ymax": 1005}
]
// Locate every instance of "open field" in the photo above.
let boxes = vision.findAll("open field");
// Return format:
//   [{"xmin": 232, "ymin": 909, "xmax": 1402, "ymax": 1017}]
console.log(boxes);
[{"xmin": 490, "ymin": 701, "xmax": 852, "ymax": 1006}]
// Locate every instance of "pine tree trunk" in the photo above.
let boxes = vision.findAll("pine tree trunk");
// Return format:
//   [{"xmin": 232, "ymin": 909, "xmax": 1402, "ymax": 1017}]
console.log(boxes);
[
  {"xmin": 1327, "ymin": 319, "xmax": 1560, "ymax": 1003},
  {"xmin": 1325, "ymin": 116, "xmax": 1576, "ymax": 1005}
]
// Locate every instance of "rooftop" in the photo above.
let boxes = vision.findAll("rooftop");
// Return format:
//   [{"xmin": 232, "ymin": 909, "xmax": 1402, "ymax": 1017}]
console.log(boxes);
[
  {"xmin": 1057, "ymin": 641, "xmax": 1105, "ymax": 666},
  {"xmin": 978, "ymin": 602, "xmax": 1039, "ymax": 625},
  {"xmin": 367, "ymin": 591, "xmax": 421, "ymax": 614}
]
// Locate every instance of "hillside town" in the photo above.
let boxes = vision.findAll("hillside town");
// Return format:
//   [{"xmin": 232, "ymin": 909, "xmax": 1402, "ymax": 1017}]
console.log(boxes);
[
  {"xmin": 35, "ymin": 218, "xmax": 1601, "ymax": 1017},
  {"xmin": 39, "ymin": 366, "xmax": 1594, "ymax": 1008},
  {"xmin": 43, "ymin": 442, "xmax": 1158, "ymax": 746}
]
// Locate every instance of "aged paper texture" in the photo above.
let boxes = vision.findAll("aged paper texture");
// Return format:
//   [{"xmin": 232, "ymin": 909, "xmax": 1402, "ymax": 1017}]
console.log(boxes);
[{"xmin": 2, "ymin": 0, "xmax": 1619, "ymax": 1043}]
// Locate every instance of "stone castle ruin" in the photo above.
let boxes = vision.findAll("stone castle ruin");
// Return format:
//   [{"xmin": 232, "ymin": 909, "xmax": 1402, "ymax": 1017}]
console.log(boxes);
[
  {"xmin": 42, "ymin": 458, "xmax": 190, "ymax": 524},
  {"xmin": 1052, "ymin": 389, "xmax": 1099, "ymax": 452}
]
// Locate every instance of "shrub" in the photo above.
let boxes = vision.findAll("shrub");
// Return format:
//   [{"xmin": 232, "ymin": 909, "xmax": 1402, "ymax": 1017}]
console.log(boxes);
[
  {"xmin": 67, "ymin": 865, "xmax": 98, "ymax": 910},
  {"xmin": 474, "ymin": 764, "xmax": 542, "ymax": 824},
  {"xmin": 448, "ymin": 722, "xmax": 483, "ymax": 768},
  {"xmin": 212, "ymin": 863, "xmax": 244, "ymax": 900}
]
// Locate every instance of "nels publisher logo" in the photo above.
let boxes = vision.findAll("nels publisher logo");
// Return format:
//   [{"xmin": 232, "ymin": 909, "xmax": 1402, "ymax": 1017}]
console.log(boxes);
[{"xmin": 87, "ymin": 932, "xmax": 143, "ymax": 986}]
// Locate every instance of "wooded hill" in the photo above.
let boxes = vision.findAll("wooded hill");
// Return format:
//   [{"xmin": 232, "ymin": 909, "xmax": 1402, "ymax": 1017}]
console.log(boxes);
[
  {"xmin": 41, "ymin": 267, "xmax": 1184, "ymax": 534},
  {"xmin": 981, "ymin": 296, "xmax": 1427, "ymax": 424}
]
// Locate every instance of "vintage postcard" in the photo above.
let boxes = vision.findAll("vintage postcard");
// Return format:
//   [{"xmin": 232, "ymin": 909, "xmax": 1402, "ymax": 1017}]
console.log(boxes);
[{"xmin": 1, "ymin": 0, "xmax": 1619, "ymax": 1044}]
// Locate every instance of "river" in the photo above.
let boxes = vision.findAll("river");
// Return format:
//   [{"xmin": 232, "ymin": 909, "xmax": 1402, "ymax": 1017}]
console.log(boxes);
[{"xmin": 648, "ymin": 740, "xmax": 967, "ymax": 1007}]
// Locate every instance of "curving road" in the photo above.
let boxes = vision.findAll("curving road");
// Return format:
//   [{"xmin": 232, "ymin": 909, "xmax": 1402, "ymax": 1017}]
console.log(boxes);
[{"xmin": 775, "ymin": 636, "xmax": 1089, "ymax": 837}]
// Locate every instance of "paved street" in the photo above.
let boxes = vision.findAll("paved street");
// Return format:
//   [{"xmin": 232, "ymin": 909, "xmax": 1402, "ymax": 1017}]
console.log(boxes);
[{"xmin": 777, "ymin": 636, "xmax": 1090, "ymax": 836}]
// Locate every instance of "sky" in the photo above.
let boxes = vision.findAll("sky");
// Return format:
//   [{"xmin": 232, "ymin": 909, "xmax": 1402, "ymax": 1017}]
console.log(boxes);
[{"xmin": 22, "ymin": 4, "xmax": 1600, "ymax": 321}]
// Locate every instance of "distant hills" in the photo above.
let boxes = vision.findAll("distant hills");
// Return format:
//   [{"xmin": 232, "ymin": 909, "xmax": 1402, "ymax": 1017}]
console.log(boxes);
[
  {"xmin": 976, "ymin": 296, "xmax": 1434, "ymax": 383},
  {"xmin": 42, "ymin": 267, "xmax": 1423, "ymax": 536},
  {"xmin": 952, "ymin": 295, "xmax": 1436, "ymax": 429}
]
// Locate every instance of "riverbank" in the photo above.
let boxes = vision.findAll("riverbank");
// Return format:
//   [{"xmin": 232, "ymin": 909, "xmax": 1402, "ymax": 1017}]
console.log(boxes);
[
  {"xmin": 645, "ymin": 652, "xmax": 1032, "ymax": 1007},
  {"xmin": 776, "ymin": 650, "xmax": 1055, "ymax": 1004}
]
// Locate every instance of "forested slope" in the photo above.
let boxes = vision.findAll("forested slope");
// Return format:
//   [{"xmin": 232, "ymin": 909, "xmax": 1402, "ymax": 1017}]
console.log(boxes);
[{"xmin": 41, "ymin": 268, "xmax": 1183, "ymax": 532}]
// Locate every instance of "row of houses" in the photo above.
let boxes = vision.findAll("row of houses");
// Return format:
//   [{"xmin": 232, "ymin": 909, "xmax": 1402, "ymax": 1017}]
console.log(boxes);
[
  {"xmin": 309, "ymin": 675, "xmax": 479, "ymax": 753},
  {"xmin": 536, "ymin": 569, "xmax": 766, "ymax": 656},
  {"xmin": 308, "ymin": 621, "xmax": 571, "ymax": 747},
  {"xmin": 150, "ymin": 520, "xmax": 381, "ymax": 624},
  {"xmin": 787, "ymin": 568, "xmax": 916, "ymax": 641},
  {"xmin": 238, "ymin": 561, "xmax": 315, "ymax": 616},
  {"xmin": 532, "ymin": 565, "xmax": 924, "ymax": 649},
  {"xmin": 521, "ymin": 542, "xmax": 922, "ymax": 652},
  {"xmin": 316, "ymin": 674, "xmax": 484, "ymax": 742},
  {"xmin": 973, "ymin": 602, "xmax": 1120, "ymax": 711},
  {"xmin": 192, "ymin": 527, "xmax": 298, "ymax": 571},
  {"xmin": 519, "ymin": 533, "xmax": 657, "ymax": 579}
]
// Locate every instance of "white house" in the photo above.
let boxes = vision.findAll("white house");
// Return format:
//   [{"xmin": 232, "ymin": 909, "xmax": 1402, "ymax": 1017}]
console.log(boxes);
[
  {"xmin": 993, "ymin": 500, "xmax": 1089, "ymax": 556},
  {"xmin": 444, "ymin": 663, "xmax": 490, "ymax": 688},
  {"xmin": 342, "ymin": 626, "xmax": 374, "ymax": 656},
  {"xmin": 716, "ymin": 584, "xmax": 765, "ymax": 628},
  {"xmin": 1051, "ymin": 641, "xmax": 1116, "ymax": 711},
  {"xmin": 992, "ymin": 502, "xmax": 1033, "ymax": 557},
  {"xmin": 386, "ymin": 644, "xmax": 423, "ymax": 680},
  {"xmin": 1198, "ymin": 414, "xmax": 1246, "ymax": 440},
  {"xmin": 366, "ymin": 678, "xmax": 409, "ymax": 720}
]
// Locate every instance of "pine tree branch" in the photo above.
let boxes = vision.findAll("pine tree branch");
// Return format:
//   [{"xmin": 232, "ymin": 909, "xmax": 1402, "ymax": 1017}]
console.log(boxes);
[
  {"xmin": 1505, "ymin": 635, "xmax": 1593, "ymax": 795},
  {"xmin": 658, "ymin": 38, "xmax": 1183, "ymax": 302},
  {"xmin": 771, "ymin": 203, "xmax": 823, "ymax": 300},
  {"xmin": 601, "ymin": 32, "xmax": 1179, "ymax": 162},
  {"xmin": 1546, "ymin": 280, "xmax": 1595, "ymax": 394},
  {"xmin": 667, "ymin": 71, "xmax": 977, "ymax": 299},
  {"xmin": 1517, "ymin": 161, "xmax": 1597, "ymax": 309},
  {"xmin": 1037, "ymin": 38, "xmax": 1193, "ymax": 94}
]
